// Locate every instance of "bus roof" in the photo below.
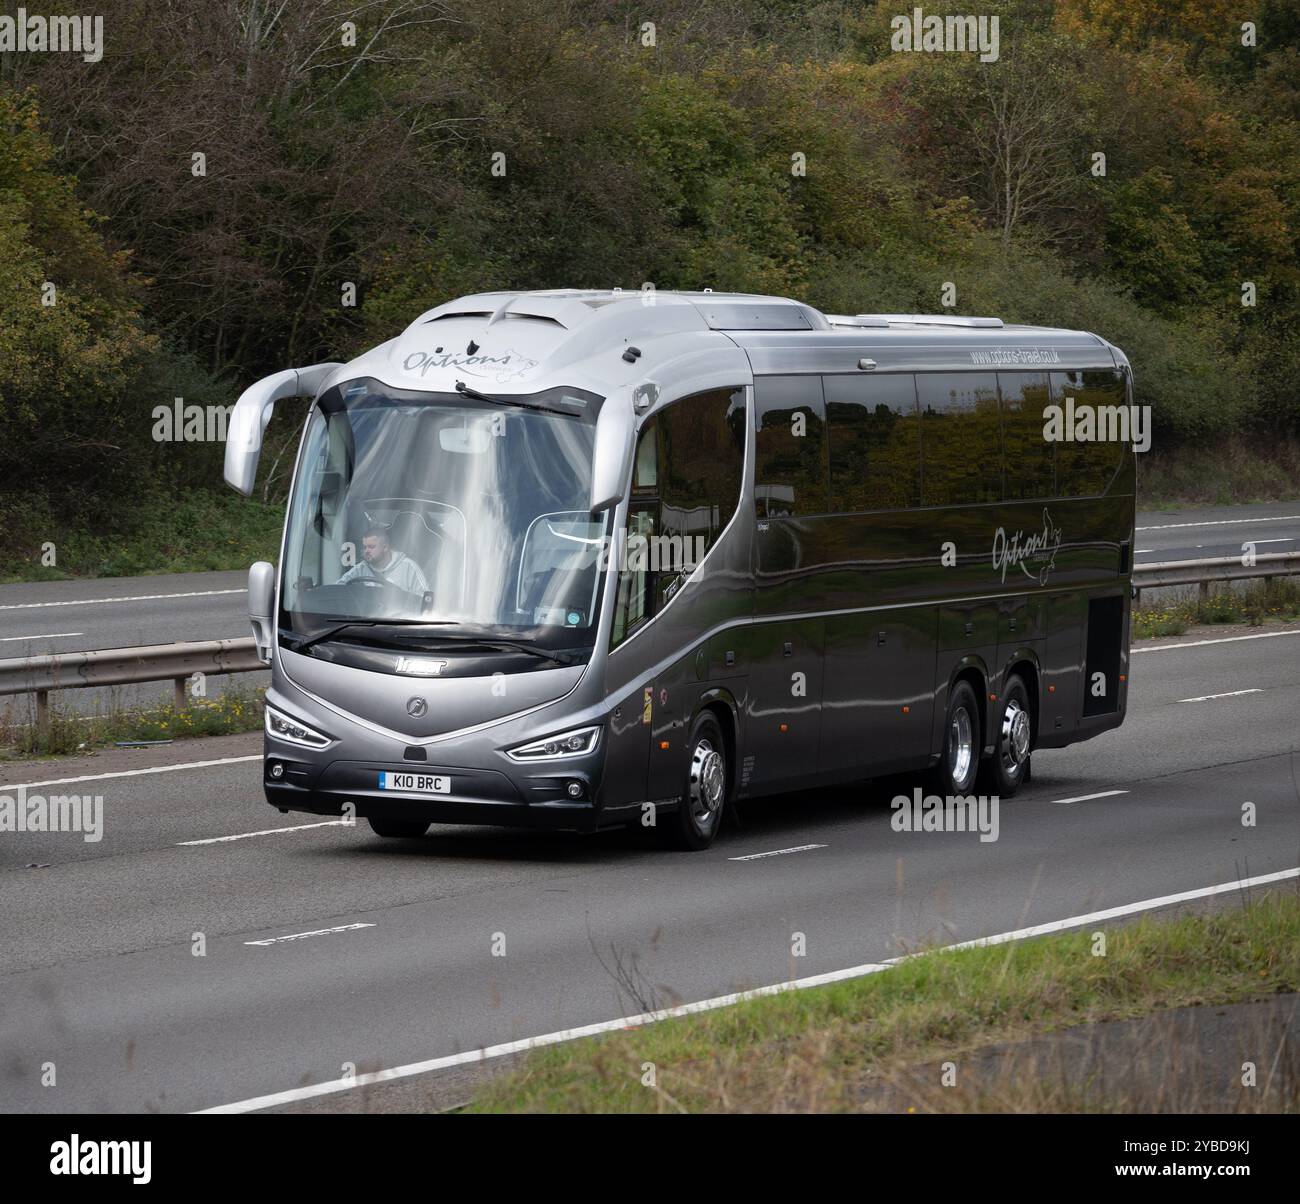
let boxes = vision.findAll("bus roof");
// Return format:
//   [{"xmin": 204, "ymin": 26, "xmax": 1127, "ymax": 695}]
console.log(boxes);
[{"xmin": 333, "ymin": 289, "xmax": 1128, "ymax": 404}]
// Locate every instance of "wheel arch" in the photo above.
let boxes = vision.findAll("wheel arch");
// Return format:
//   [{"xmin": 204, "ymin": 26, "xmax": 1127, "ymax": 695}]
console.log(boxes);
[{"xmin": 695, "ymin": 687, "xmax": 740, "ymax": 799}]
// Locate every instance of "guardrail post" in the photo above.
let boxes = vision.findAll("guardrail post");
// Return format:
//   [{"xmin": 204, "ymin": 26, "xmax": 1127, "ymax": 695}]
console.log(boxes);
[
  {"xmin": 35, "ymin": 689, "xmax": 50, "ymax": 740},
  {"xmin": 173, "ymin": 676, "xmax": 188, "ymax": 711},
  {"xmin": 1198, "ymin": 580, "xmax": 1210, "ymax": 604}
]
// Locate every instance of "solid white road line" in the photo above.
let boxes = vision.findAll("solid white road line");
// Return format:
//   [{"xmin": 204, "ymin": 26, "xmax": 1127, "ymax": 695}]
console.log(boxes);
[
  {"xmin": 938, "ymin": 867, "xmax": 1300, "ymax": 952},
  {"xmin": 1134, "ymin": 629, "xmax": 1300, "ymax": 653},
  {"xmin": 0, "ymin": 588, "xmax": 246, "ymax": 611},
  {"xmin": 244, "ymin": 923, "xmax": 375, "ymax": 947},
  {"xmin": 1136, "ymin": 514, "xmax": 1300, "ymax": 531},
  {"xmin": 1178, "ymin": 689, "xmax": 1262, "ymax": 704},
  {"xmin": 0, "ymin": 754, "xmax": 261, "ymax": 792},
  {"xmin": 179, "ymin": 820, "xmax": 351, "ymax": 846},
  {"xmin": 197, "ymin": 865, "xmax": 1300, "ymax": 1114},
  {"xmin": 728, "ymin": 843, "xmax": 827, "ymax": 861},
  {"xmin": 0, "ymin": 632, "xmax": 83, "ymax": 642},
  {"xmin": 1050, "ymin": 789, "xmax": 1129, "ymax": 805}
]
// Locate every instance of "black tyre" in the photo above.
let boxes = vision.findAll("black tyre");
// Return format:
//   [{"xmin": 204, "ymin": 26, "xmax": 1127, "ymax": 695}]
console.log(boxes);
[
  {"xmin": 979, "ymin": 673, "xmax": 1033, "ymax": 797},
  {"xmin": 367, "ymin": 816, "xmax": 429, "ymax": 839},
  {"xmin": 931, "ymin": 679, "xmax": 981, "ymax": 796},
  {"xmin": 664, "ymin": 712, "xmax": 728, "ymax": 850}
]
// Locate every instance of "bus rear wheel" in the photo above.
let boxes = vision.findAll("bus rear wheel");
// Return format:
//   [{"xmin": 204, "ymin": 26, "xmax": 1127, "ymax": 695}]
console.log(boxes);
[
  {"xmin": 367, "ymin": 816, "xmax": 429, "ymax": 839},
  {"xmin": 932, "ymin": 679, "xmax": 981, "ymax": 796},
  {"xmin": 980, "ymin": 673, "xmax": 1032, "ymax": 797},
  {"xmin": 665, "ymin": 712, "xmax": 728, "ymax": 851}
]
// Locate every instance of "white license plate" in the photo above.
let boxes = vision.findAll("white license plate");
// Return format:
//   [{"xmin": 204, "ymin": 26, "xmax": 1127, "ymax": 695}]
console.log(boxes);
[{"xmin": 378, "ymin": 771, "xmax": 450, "ymax": 796}]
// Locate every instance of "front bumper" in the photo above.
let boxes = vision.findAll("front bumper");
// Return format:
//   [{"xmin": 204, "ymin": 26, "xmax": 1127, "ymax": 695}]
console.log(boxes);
[{"xmin": 262, "ymin": 752, "xmax": 605, "ymax": 832}]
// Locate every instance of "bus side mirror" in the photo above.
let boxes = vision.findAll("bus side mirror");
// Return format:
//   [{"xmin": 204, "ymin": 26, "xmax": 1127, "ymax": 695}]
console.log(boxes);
[
  {"xmin": 248, "ymin": 561, "xmax": 276, "ymax": 663},
  {"xmin": 590, "ymin": 398, "xmax": 635, "ymax": 514},
  {"xmin": 224, "ymin": 362, "xmax": 342, "ymax": 495}
]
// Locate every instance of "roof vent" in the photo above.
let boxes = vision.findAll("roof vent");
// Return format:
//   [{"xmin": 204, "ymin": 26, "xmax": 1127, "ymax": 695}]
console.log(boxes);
[
  {"xmin": 864, "ymin": 314, "xmax": 1005, "ymax": 329},
  {"xmin": 699, "ymin": 303, "xmax": 813, "ymax": 331},
  {"xmin": 827, "ymin": 314, "xmax": 890, "ymax": 328}
]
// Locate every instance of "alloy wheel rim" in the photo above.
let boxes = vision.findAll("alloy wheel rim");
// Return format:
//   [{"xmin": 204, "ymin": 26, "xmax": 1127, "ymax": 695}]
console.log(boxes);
[
  {"xmin": 1000, "ymin": 698, "xmax": 1031, "ymax": 774},
  {"xmin": 949, "ymin": 707, "xmax": 973, "ymax": 787},
  {"xmin": 688, "ymin": 737, "xmax": 725, "ymax": 830}
]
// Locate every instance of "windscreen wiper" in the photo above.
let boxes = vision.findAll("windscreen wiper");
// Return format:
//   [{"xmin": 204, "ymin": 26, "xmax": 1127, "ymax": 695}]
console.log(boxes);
[
  {"xmin": 391, "ymin": 631, "xmax": 585, "ymax": 668},
  {"xmin": 454, "ymin": 380, "xmax": 514, "ymax": 406},
  {"xmin": 454, "ymin": 380, "xmax": 576, "ymax": 419},
  {"xmin": 283, "ymin": 621, "xmax": 580, "ymax": 666},
  {"xmin": 283, "ymin": 619, "xmax": 455, "ymax": 656}
]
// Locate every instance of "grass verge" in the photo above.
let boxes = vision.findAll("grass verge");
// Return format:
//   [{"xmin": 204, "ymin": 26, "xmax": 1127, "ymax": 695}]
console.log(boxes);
[
  {"xmin": 468, "ymin": 892, "xmax": 1300, "ymax": 1113},
  {"xmin": 2, "ymin": 488, "xmax": 284, "ymax": 583},
  {"xmin": 0, "ymin": 684, "xmax": 264, "ymax": 759},
  {"xmin": 1132, "ymin": 578, "xmax": 1300, "ymax": 639},
  {"xmin": 1137, "ymin": 437, "xmax": 1300, "ymax": 507}
]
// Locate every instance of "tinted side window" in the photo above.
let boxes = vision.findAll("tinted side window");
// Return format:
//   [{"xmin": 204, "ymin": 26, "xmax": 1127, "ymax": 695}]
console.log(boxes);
[
  {"xmin": 754, "ymin": 376, "xmax": 827, "ymax": 517},
  {"xmin": 917, "ymin": 373, "xmax": 1002, "ymax": 505},
  {"xmin": 825, "ymin": 374, "xmax": 921, "ymax": 512},
  {"xmin": 659, "ymin": 387, "xmax": 746, "ymax": 540},
  {"xmin": 998, "ymin": 372, "xmax": 1055, "ymax": 500},
  {"xmin": 655, "ymin": 388, "xmax": 746, "ymax": 610},
  {"xmin": 1051, "ymin": 369, "xmax": 1125, "ymax": 497},
  {"xmin": 611, "ymin": 388, "xmax": 746, "ymax": 645}
]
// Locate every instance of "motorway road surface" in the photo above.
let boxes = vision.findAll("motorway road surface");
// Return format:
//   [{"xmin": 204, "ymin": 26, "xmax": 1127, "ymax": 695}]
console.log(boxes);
[{"xmin": 0, "ymin": 620, "xmax": 1296, "ymax": 1112}]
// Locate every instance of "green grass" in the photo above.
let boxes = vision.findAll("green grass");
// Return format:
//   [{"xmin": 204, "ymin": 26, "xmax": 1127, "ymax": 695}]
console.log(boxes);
[
  {"xmin": 1137, "ymin": 436, "xmax": 1300, "ymax": 507},
  {"xmin": 1132, "ymin": 578, "xmax": 1300, "ymax": 639},
  {"xmin": 0, "ymin": 683, "xmax": 264, "ymax": 759},
  {"xmin": 1, "ymin": 488, "xmax": 284, "ymax": 583},
  {"xmin": 468, "ymin": 892, "xmax": 1300, "ymax": 1113}
]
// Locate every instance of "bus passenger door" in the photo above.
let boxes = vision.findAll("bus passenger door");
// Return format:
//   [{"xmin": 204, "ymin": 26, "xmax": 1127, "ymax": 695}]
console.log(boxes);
[{"xmin": 601, "ymin": 683, "xmax": 652, "ymax": 813}]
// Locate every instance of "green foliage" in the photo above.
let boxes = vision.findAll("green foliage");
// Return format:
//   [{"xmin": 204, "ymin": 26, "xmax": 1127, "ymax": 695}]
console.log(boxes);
[{"xmin": 2, "ymin": 0, "xmax": 1299, "ymax": 582}]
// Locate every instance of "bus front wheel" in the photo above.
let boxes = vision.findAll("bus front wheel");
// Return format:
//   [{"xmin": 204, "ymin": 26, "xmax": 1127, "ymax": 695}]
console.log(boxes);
[{"xmin": 665, "ymin": 712, "xmax": 729, "ymax": 851}]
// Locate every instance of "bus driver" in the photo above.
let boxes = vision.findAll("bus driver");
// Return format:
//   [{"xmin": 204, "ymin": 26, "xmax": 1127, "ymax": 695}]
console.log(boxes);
[{"xmin": 337, "ymin": 525, "xmax": 429, "ymax": 596}]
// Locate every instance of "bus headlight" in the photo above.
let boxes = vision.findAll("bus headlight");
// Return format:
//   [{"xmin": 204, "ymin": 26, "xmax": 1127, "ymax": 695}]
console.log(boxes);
[
  {"xmin": 265, "ymin": 705, "xmax": 331, "ymax": 748},
  {"xmin": 507, "ymin": 725, "xmax": 601, "ymax": 761}
]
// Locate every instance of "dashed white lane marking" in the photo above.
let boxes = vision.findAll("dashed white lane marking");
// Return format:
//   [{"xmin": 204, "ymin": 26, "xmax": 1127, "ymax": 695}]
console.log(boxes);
[
  {"xmin": 1051, "ymin": 789, "xmax": 1129, "ymax": 805},
  {"xmin": 199, "ymin": 865, "xmax": 1300, "ymax": 1114},
  {"xmin": 1178, "ymin": 689, "xmax": 1262, "ymax": 704},
  {"xmin": 244, "ymin": 923, "xmax": 375, "ymax": 947},
  {"xmin": 1136, "ymin": 514, "xmax": 1300, "ymax": 531},
  {"xmin": 179, "ymin": 820, "xmax": 350, "ymax": 846},
  {"xmin": 1135, "ymin": 629, "xmax": 1300, "ymax": 653},
  {"xmin": 0, "ymin": 588, "xmax": 246, "ymax": 612},
  {"xmin": 728, "ymin": 843, "xmax": 827, "ymax": 861},
  {"xmin": 0, "ymin": 754, "xmax": 261, "ymax": 792},
  {"xmin": 0, "ymin": 632, "xmax": 83, "ymax": 642}
]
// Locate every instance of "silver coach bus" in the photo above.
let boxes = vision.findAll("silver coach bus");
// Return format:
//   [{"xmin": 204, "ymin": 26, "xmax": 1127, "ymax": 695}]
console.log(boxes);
[{"xmin": 225, "ymin": 290, "xmax": 1135, "ymax": 850}]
